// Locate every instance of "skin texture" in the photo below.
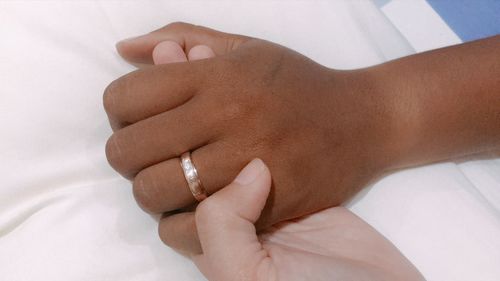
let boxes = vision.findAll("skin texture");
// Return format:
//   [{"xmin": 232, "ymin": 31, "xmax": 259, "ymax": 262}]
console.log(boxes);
[
  {"xmin": 370, "ymin": 36, "xmax": 500, "ymax": 168},
  {"xmin": 104, "ymin": 22, "xmax": 500, "ymax": 256},
  {"xmin": 105, "ymin": 23, "xmax": 389, "ymax": 252},
  {"xmin": 191, "ymin": 158, "xmax": 425, "ymax": 281}
]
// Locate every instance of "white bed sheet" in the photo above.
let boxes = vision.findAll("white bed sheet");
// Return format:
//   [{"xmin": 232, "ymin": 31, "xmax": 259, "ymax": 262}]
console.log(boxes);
[{"xmin": 0, "ymin": 1, "xmax": 499, "ymax": 281}]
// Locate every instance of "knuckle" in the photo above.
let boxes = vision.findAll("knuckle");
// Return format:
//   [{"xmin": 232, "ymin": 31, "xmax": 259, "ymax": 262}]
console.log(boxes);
[
  {"xmin": 158, "ymin": 223, "xmax": 174, "ymax": 247},
  {"xmin": 103, "ymin": 69, "xmax": 141, "ymax": 121},
  {"xmin": 157, "ymin": 219, "xmax": 181, "ymax": 249},
  {"xmin": 102, "ymin": 79, "xmax": 121, "ymax": 116},
  {"xmin": 132, "ymin": 170, "xmax": 161, "ymax": 213},
  {"xmin": 105, "ymin": 132, "xmax": 134, "ymax": 177},
  {"xmin": 105, "ymin": 133, "xmax": 122, "ymax": 168},
  {"xmin": 163, "ymin": 21, "xmax": 192, "ymax": 32}
]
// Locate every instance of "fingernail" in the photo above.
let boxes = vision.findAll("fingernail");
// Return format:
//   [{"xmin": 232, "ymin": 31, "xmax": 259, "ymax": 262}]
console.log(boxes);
[{"xmin": 234, "ymin": 158, "xmax": 265, "ymax": 185}]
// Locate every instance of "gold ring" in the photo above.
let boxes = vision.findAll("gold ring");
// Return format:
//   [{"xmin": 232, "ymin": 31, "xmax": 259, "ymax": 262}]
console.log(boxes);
[{"xmin": 180, "ymin": 151, "xmax": 207, "ymax": 202}]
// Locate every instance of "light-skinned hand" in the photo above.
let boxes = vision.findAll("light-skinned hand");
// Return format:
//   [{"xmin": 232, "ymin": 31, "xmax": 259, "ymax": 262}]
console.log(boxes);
[{"xmin": 190, "ymin": 158, "xmax": 425, "ymax": 281}]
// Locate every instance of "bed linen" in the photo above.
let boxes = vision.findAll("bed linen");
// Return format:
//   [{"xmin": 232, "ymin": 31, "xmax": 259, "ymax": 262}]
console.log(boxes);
[{"xmin": 0, "ymin": 1, "xmax": 499, "ymax": 281}]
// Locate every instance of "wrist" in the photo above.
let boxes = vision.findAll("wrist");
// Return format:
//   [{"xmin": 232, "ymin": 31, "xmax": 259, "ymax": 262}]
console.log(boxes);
[
  {"xmin": 326, "ymin": 67, "xmax": 407, "ymax": 177},
  {"xmin": 366, "ymin": 37, "xmax": 500, "ymax": 170},
  {"xmin": 360, "ymin": 63, "xmax": 423, "ymax": 172}
]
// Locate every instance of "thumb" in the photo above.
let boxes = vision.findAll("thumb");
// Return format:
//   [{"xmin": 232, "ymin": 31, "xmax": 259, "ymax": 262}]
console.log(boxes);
[
  {"xmin": 116, "ymin": 22, "xmax": 250, "ymax": 64},
  {"xmin": 194, "ymin": 158, "xmax": 272, "ymax": 280}
]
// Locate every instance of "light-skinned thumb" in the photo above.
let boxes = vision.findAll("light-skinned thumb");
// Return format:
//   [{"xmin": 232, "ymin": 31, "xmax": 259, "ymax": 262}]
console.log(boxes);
[{"xmin": 195, "ymin": 158, "xmax": 271, "ymax": 278}]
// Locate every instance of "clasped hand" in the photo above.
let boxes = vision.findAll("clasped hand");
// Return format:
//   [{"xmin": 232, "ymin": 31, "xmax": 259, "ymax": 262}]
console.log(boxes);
[{"xmin": 104, "ymin": 22, "xmax": 424, "ymax": 280}]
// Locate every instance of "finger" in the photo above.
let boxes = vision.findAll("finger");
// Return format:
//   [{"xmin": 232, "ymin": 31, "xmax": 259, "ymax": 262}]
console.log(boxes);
[
  {"xmin": 103, "ymin": 43, "xmax": 216, "ymax": 130},
  {"xmin": 103, "ymin": 62, "xmax": 202, "ymax": 129},
  {"xmin": 152, "ymin": 40, "xmax": 188, "ymax": 64},
  {"xmin": 105, "ymin": 98, "xmax": 215, "ymax": 178},
  {"xmin": 132, "ymin": 141, "xmax": 245, "ymax": 213},
  {"xmin": 158, "ymin": 212, "xmax": 202, "ymax": 256},
  {"xmin": 188, "ymin": 45, "xmax": 216, "ymax": 61},
  {"xmin": 195, "ymin": 158, "xmax": 271, "ymax": 278},
  {"xmin": 116, "ymin": 22, "xmax": 250, "ymax": 64}
]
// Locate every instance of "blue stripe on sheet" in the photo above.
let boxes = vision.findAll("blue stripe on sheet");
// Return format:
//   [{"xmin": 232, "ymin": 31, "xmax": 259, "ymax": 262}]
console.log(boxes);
[
  {"xmin": 373, "ymin": 0, "xmax": 391, "ymax": 7},
  {"xmin": 426, "ymin": 0, "xmax": 500, "ymax": 42}
]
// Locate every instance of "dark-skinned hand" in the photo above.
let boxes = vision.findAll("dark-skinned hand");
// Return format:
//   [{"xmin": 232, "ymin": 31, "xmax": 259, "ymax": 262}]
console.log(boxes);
[{"xmin": 104, "ymin": 23, "xmax": 500, "ymax": 254}]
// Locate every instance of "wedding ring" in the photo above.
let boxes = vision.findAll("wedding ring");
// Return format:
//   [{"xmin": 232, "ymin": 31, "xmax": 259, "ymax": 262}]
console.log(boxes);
[{"xmin": 180, "ymin": 151, "xmax": 207, "ymax": 202}]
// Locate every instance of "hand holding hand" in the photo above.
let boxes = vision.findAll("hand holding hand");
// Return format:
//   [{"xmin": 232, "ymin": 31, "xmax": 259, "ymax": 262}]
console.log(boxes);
[
  {"xmin": 104, "ymin": 23, "xmax": 391, "ymax": 243},
  {"xmin": 104, "ymin": 23, "xmax": 500, "ymax": 259},
  {"xmin": 111, "ymin": 41, "xmax": 424, "ymax": 281},
  {"xmin": 189, "ymin": 159, "xmax": 424, "ymax": 281}
]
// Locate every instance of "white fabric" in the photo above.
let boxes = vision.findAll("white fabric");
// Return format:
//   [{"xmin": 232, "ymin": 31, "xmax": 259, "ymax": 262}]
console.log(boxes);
[
  {"xmin": 379, "ymin": 0, "xmax": 462, "ymax": 52},
  {"xmin": 0, "ymin": 1, "xmax": 498, "ymax": 281}
]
